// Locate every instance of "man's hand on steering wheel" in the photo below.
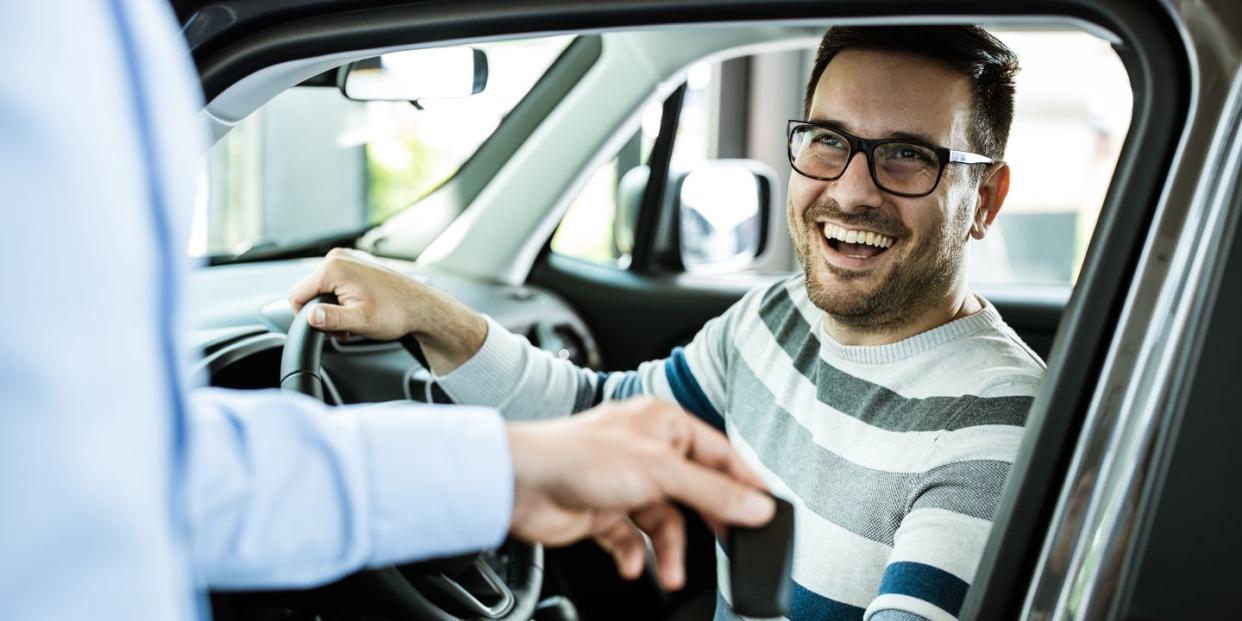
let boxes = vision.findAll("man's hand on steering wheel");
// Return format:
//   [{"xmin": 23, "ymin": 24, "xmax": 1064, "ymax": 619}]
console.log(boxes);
[{"xmin": 288, "ymin": 247, "xmax": 487, "ymax": 375}]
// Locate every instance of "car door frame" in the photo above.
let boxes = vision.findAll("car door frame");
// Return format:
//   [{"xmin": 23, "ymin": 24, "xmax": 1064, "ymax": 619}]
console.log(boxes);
[{"xmin": 181, "ymin": 1, "xmax": 1210, "ymax": 618}]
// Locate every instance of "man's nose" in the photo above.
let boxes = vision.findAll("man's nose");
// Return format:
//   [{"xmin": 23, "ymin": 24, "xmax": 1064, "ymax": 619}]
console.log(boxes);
[{"xmin": 828, "ymin": 151, "xmax": 884, "ymax": 211}]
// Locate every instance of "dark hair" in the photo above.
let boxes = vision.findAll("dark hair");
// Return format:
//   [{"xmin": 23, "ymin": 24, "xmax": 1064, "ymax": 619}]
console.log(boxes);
[{"xmin": 803, "ymin": 26, "xmax": 1019, "ymax": 160}]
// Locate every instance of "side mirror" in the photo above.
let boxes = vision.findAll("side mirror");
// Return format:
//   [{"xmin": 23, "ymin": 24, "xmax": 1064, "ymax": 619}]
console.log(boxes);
[
  {"xmin": 339, "ymin": 47, "xmax": 488, "ymax": 102},
  {"xmin": 675, "ymin": 160, "xmax": 774, "ymax": 271},
  {"xmin": 613, "ymin": 165, "xmax": 650, "ymax": 258}
]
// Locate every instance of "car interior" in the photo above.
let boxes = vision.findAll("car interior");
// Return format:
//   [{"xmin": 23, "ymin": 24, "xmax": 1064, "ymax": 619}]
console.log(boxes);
[{"xmin": 174, "ymin": 0, "xmax": 1231, "ymax": 619}]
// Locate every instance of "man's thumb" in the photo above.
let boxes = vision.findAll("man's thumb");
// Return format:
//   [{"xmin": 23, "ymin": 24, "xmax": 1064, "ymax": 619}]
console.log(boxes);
[{"xmin": 307, "ymin": 303, "xmax": 353, "ymax": 331}]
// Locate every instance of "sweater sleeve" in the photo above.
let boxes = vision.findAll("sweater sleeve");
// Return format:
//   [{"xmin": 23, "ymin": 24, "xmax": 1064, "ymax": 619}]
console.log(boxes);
[
  {"xmin": 434, "ymin": 286, "xmax": 760, "ymax": 428},
  {"xmin": 865, "ymin": 382, "xmax": 1034, "ymax": 621}
]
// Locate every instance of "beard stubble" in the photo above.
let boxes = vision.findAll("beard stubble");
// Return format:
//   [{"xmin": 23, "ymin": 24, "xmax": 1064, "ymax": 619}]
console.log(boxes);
[{"xmin": 791, "ymin": 197, "xmax": 967, "ymax": 332}]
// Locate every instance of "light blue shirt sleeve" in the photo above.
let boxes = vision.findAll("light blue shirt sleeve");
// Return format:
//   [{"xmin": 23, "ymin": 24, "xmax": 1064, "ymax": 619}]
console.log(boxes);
[
  {"xmin": 186, "ymin": 389, "xmax": 513, "ymax": 589},
  {"xmin": 0, "ymin": 0, "xmax": 515, "ymax": 618}
]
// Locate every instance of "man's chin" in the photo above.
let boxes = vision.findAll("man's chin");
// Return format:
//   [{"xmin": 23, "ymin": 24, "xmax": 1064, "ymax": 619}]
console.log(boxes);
[
  {"xmin": 820, "ymin": 261, "xmax": 873, "ymax": 282},
  {"xmin": 804, "ymin": 266, "xmax": 882, "ymax": 315},
  {"xmin": 809, "ymin": 259, "xmax": 884, "ymax": 291}
]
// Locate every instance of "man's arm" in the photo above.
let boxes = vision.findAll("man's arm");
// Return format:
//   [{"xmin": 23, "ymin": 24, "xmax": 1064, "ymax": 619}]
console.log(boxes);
[
  {"xmin": 864, "ymin": 400, "xmax": 1029, "ymax": 621},
  {"xmin": 865, "ymin": 503, "xmax": 996, "ymax": 621},
  {"xmin": 289, "ymin": 249, "xmax": 743, "ymax": 427},
  {"xmin": 434, "ymin": 314, "xmax": 730, "ymax": 428},
  {"xmin": 185, "ymin": 388, "xmax": 513, "ymax": 589},
  {"xmin": 185, "ymin": 389, "xmax": 775, "ymax": 592}
]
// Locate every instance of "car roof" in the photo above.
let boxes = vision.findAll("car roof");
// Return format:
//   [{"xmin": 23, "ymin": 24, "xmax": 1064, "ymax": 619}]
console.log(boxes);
[{"xmin": 173, "ymin": 0, "xmax": 419, "ymax": 51}]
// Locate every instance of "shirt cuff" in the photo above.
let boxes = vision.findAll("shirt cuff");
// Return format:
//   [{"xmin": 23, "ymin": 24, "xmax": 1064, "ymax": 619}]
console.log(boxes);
[
  {"xmin": 436, "ymin": 316, "xmax": 529, "ymax": 407},
  {"xmin": 359, "ymin": 404, "xmax": 513, "ymax": 565}
]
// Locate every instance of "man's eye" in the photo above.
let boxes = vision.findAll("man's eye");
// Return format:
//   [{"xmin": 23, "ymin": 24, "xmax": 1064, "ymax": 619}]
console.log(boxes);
[
  {"xmin": 895, "ymin": 146, "xmax": 932, "ymax": 162},
  {"xmin": 814, "ymin": 134, "xmax": 845, "ymax": 148}
]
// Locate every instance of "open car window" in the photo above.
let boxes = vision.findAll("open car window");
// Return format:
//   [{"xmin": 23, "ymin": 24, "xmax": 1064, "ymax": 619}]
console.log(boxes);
[
  {"xmin": 970, "ymin": 31, "xmax": 1131, "ymax": 289},
  {"xmin": 550, "ymin": 29, "xmax": 1131, "ymax": 297}
]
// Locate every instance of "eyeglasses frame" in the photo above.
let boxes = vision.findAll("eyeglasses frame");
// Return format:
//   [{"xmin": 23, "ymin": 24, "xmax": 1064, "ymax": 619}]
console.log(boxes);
[{"xmin": 785, "ymin": 120, "xmax": 994, "ymax": 198}]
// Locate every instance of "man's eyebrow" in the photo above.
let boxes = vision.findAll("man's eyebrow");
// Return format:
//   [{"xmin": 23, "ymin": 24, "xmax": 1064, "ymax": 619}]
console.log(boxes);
[
  {"xmin": 805, "ymin": 117, "xmax": 851, "ymax": 133},
  {"xmin": 885, "ymin": 130, "xmax": 940, "ymax": 145},
  {"xmin": 804, "ymin": 117, "xmax": 941, "ymax": 146}
]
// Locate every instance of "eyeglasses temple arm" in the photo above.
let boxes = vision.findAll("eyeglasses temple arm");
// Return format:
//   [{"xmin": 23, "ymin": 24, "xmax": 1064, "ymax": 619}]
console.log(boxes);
[{"xmin": 949, "ymin": 150, "xmax": 994, "ymax": 165}]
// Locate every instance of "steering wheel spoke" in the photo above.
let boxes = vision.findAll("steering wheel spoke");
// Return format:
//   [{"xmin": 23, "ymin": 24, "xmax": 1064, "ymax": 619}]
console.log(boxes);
[{"xmin": 424, "ymin": 557, "xmax": 516, "ymax": 619}]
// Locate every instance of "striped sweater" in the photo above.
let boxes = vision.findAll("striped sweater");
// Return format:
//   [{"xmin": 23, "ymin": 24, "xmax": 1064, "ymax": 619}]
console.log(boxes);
[{"xmin": 437, "ymin": 274, "xmax": 1044, "ymax": 621}]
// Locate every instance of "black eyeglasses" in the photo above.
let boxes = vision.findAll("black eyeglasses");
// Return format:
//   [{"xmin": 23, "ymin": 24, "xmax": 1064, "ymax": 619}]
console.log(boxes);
[{"xmin": 786, "ymin": 120, "xmax": 993, "ymax": 198}]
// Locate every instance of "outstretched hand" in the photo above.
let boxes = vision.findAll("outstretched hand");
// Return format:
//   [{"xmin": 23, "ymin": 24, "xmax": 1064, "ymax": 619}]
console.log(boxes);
[{"xmin": 506, "ymin": 398, "xmax": 773, "ymax": 591}]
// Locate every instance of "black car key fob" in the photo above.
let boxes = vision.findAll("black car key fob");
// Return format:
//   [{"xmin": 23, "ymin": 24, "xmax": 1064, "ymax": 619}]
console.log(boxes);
[{"xmin": 727, "ymin": 495, "xmax": 795, "ymax": 618}]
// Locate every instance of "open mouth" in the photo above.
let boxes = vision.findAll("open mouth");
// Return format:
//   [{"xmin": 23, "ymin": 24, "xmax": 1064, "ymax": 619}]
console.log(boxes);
[{"xmin": 817, "ymin": 222, "xmax": 896, "ymax": 268}]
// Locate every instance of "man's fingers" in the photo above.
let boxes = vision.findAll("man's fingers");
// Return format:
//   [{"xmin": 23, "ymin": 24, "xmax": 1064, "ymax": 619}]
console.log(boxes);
[
  {"xmin": 653, "ymin": 456, "xmax": 775, "ymax": 529},
  {"xmin": 630, "ymin": 503, "xmax": 685, "ymax": 591},
  {"xmin": 305, "ymin": 302, "xmax": 364, "ymax": 333},
  {"xmin": 623, "ymin": 399, "xmax": 769, "ymax": 491},
  {"xmin": 288, "ymin": 268, "xmax": 330, "ymax": 314},
  {"xmin": 701, "ymin": 515, "xmax": 727, "ymax": 539},
  {"xmin": 681, "ymin": 415, "xmax": 769, "ymax": 491},
  {"xmin": 287, "ymin": 248, "xmax": 359, "ymax": 313},
  {"xmin": 593, "ymin": 513, "xmax": 646, "ymax": 580}
]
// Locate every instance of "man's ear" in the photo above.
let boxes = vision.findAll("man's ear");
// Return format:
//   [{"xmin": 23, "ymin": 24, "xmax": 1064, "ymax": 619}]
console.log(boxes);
[{"xmin": 971, "ymin": 162, "xmax": 1010, "ymax": 240}]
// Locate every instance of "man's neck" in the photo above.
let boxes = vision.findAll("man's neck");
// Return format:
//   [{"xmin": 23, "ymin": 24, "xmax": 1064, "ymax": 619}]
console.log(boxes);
[{"xmin": 822, "ymin": 287, "xmax": 983, "ymax": 347}]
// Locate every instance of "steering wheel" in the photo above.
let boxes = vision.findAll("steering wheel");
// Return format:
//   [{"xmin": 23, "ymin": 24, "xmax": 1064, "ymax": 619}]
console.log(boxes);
[{"xmin": 280, "ymin": 294, "xmax": 544, "ymax": 620}]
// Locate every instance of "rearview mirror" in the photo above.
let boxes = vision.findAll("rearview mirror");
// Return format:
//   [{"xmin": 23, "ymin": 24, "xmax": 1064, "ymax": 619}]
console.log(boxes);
[
  {"xmin": 677, "ymin": 160, "xmax": 773, "ymax": 271},
  {"xmin": 339, "ymin": 47, "xmax": 488, "ymax": 102}
]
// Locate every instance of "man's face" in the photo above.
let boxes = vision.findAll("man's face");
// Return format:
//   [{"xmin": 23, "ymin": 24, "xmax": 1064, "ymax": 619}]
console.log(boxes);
[{"xmin": 789, "ymin": 49, "xmax": 981, "ymax": 330}]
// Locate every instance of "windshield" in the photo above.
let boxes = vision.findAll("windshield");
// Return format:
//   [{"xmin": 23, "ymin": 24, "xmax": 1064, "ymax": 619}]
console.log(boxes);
[{"xmin": 190, "ymin": 35, "xmax": 574, "ymax": 259}]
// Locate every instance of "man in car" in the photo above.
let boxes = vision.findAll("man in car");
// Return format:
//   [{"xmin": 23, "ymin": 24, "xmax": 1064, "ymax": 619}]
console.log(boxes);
[{"xmin": 294, "ymin": 25, "xmax": 1044, "ymax": 620}]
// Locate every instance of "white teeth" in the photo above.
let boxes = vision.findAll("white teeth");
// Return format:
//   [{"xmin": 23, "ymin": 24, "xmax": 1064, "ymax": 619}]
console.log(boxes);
[{"xmin": 821, "ymin": 223, "xmax": 894, "ymax": 249}]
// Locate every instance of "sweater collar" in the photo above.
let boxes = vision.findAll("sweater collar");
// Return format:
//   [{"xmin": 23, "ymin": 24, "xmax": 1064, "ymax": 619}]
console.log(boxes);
[{"xmin": 815, "ymin": 296, "xmax": 1003, "ymax": 365}]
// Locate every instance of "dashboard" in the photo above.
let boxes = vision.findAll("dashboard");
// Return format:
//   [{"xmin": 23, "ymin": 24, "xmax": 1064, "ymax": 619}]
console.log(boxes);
[{"xmin": 187, "ymin": 256, "xmax": 600, "ymax": 402}]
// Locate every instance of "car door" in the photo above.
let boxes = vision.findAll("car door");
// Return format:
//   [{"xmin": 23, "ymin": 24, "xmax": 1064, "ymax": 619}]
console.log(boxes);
[{"xmin": 177, "ymin": 1, "xmax": 1219, "ymax": 619}]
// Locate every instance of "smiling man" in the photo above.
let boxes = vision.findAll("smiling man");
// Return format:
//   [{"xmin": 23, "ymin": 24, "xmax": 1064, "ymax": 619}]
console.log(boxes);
[{"xmin": 293, "ymin": 26, "xmax": 1044, "ymax": 621}]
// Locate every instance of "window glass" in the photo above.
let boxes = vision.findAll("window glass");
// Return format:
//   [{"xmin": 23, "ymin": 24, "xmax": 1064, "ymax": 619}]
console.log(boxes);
[
  {"xmin": 671, "ymin": 62, "xmax": 714, "ymax": 172},
  {"xmin": 547, "ymin": 149, "xmax": 630, "ymax": 265},
  {"xmin": 190, "ymin": 36, "xmax": 573, "ymax": 259},
  {"xmin": 549, "ymin": 101, "xmax": 660, "ymax": 265},
  {"xmin": 551, "ymin": 61, "xmax": 715, "ymax": 265},
  {"xmin": 969, "ymin": 31, "xmax": 1131, "ymax": 287}
]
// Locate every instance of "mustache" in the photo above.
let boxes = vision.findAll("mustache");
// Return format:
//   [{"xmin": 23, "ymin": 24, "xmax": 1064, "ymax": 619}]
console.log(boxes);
[{"xmin": 801, "ymin": 199, "xmax": 909, "ymax": 239}]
